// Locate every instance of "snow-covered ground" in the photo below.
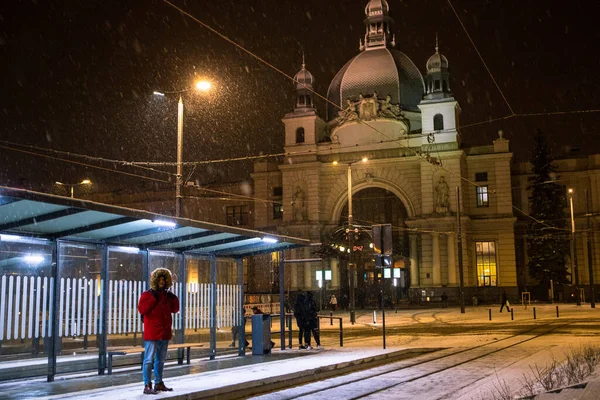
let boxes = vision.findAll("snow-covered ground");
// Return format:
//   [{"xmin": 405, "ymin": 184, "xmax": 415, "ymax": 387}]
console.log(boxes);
[{"xmin": 1, "ymin": 304, "xmax": 598, "ymax": 400}]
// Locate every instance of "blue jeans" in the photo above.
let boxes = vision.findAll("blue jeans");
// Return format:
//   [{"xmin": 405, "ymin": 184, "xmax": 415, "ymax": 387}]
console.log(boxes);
[{"xmin": 143, "ymin": 340, "xmax": 169, "ymax": 385}]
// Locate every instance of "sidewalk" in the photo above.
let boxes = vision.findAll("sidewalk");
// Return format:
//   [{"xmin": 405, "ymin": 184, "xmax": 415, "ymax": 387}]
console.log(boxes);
[{"xmin": 1, "ymin": 347, "xmax": 427, "ymax": 400}]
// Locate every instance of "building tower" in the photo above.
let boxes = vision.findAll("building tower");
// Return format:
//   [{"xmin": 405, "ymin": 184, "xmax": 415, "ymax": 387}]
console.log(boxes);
[{"xmin": 418, "ymin": 35, "xmax": 461, "ymax": 145}]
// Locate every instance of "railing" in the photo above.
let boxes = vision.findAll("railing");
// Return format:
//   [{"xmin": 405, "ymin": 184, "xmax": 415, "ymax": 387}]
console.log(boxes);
[
  {"xmin": 0, "ymin": 275, "xmax": 243, "ymax": 343},
  {"xmin": 317, "ymin": 314, "xmax": 344, "ymax": 347}
]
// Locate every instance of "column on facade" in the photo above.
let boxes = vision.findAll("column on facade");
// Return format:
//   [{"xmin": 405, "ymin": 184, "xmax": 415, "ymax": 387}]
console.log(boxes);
[
  {"xmin": 331, "ymin": 258, "xmax": 339, "ymax": 288},
  {"xmin": 432, "ymin": 233, "xmax": 441, "ymax": 286},
  {"xmin": 409, "ymin": 234, "xmax": 418, "ymax": 287},
  {"xmin": 447, "ymin": 233, "xmax": 457, "ymax": 285},
  {"xmin": 291, "ymin": 263, "xmax": 298, "ymax": 290},
  {"xmin": 303, "ymin": 248, "xmax": 312, "ymax": 289}
]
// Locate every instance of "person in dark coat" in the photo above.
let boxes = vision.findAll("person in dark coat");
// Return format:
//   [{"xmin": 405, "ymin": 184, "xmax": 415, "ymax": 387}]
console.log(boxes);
[
  {"xmin": 303, "ymin": 292, "xmax": 321, "ymax": 349},
  {"xmin": 294, "ymin": 294, "xmax": 307, "ymax": 349},
  {"xmin": 138, "ymin": 268, "xmax": 180, "ymax": 395},
  {"xmin": 230, "ymin": 308, "xmax": 249, "ymax": 348},
  {"xmin": 500, "ymin": 289, "xmax": 511, "ymax": 313}
]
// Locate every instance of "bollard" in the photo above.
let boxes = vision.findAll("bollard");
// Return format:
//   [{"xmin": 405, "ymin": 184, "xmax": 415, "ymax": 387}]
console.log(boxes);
[
  {"xmin": 533, "ymin": 307, "xmax": 536, "ymax": 320},
  {"xmin": 350, "ymin": 310, "xmax": 355, "ymax": 325},
  {"xmin": 556, "ymin": 305, "xmax": 559, "ymax": 318},
  {"xmin": 339, "ymin": 318, "xmax": 344, "ymax": 347},
  {"xmin": 511, "ymin": 309, "xmax": 514, "ymax": 321},
  {"xmin": 330, "ymin": 311, "xmax": 333, "ymax": 326},
  {"xmin": 373, "ymin": 310, "xmax": 377, "ymax": 324},
  {"xmin": 489, "ymin": 309, "xmax": 492, "ymax": 321}
]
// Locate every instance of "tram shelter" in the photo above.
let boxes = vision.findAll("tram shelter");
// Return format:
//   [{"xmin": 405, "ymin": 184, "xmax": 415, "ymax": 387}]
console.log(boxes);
[{"xmin": 0, "ymin": 186, "xmax": 310, "ymax": 382}]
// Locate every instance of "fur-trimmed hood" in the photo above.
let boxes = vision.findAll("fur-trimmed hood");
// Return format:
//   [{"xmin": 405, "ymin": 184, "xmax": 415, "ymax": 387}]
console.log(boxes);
[{"xmin": 150, "ymin": 268, "xmax": 173, "ymax": 290}]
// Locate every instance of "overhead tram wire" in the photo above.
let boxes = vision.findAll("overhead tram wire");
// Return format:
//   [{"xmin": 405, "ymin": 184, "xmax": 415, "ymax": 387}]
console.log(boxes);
[
  {"xmin": 446, "ymin": 0, "xmax": 515, "ymax": 116},
  {"xmin": 0, "ymin": 140, "xmax": 174, "ymax": 178},
  {"xmin": 0, "ymin": 144, "xmax": 171, "ymax": 184}
]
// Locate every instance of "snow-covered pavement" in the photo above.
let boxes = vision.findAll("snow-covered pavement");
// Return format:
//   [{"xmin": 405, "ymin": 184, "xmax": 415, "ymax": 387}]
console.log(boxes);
[{"xmin": 1, "ymin": 304, "xmax": 598, "ymax": 400}]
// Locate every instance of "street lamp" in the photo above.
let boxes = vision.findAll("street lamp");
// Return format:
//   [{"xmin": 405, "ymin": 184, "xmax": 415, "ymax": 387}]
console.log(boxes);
[
  {"xmin": 568, "ymin": 188, "xmax": 581, "ymax": 306},
  {"xmin": 153, "ymin": 80, "xmax": 212, "ymax": 217},
  {"xmin": 334, "ymin": 156, "xmax": 368, "ymax": 323},
  {"xmin": 55, "ymin": 179, "xmax": 91, "ymax": 198}
]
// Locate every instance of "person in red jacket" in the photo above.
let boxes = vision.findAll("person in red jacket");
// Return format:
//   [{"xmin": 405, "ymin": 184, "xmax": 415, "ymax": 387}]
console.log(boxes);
[{"xmin": 138, "ymin": 268, "xmax": 180, "ymax": 395}]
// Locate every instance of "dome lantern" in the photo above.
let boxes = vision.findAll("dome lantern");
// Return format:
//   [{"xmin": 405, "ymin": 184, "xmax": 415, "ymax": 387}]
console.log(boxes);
[
  {"xmin": 293, "ymin": 54, "xmax": 316, "ymax": 112},
  {"xmin": 362, "ymin": 0, "xmax": 395, "ymax": 51},
  {"xmin": 424, "ymin": 34, "xmax": 452, "ymax": 100}
]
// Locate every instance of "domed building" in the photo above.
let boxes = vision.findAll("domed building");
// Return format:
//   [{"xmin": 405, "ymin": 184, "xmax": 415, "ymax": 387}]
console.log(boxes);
[{"xmin": 252, "ymin": 0, "xmax": 517, "ymax": 306}]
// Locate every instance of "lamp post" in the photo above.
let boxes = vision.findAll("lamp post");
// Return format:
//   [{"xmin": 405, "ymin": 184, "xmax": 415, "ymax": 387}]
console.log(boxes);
[
  {"xmin": 154, "ymin": 80, "xmax": 212, "ymax": 217},
  {"xmin": 334, "ymin": 156, "xmax": 368, "ymax": 323},
  {"xmin": 55, "ymin": 179, "xmax": 91, "ymax": 198},
  {"xmin": 568, "ymin": 188, "xmax": 581, "ymax": 306}
]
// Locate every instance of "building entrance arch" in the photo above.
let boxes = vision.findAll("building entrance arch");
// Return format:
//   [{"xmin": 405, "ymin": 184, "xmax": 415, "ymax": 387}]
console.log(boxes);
[{"xmin": 333, "ymin": 187, "xmax": 411, "ymax": 308}]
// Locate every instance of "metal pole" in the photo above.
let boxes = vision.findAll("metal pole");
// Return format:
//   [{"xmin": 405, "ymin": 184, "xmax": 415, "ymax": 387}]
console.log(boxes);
[
  {"xmin": 586, "ymin": 190, "xmax": 596, "ymax": 308},
  {"xmin": 209, "ymin": 256, "xmax": 217, "ymax": 360},
  {"xmin": 176, "ymin": 253, "xmax": 187, "ymax": 362},
  {"xmin": 279, "ymin": 251, "xmax": 285, "ymax": 351},
  {"xmin": 456, "ymin": 187, "xmax": 465, "ymax": 313},
  {"xmin": 348, "ymin": 163, "xmax": 355, "ymax": 324},
  {"xmin": 175, "ymin": 96, "xmax": 184, "ymax": 217},
  {"xmin": 70, "ymin": 185, "xmax": 74, "ymax": 198},
  {"xmin": 236, "ymin": 259, "xmax": 245, "ymax": 356},
  {"xmin": 47, "ymin": 241, "xmax": 59, "ymax": 382},
  {"xmin": 320, "ymin": 263, "xmax": 325, "ymax": 312},
  {"xmin": 99, "ymin": 244, "xmax": 109, "ymax": 375},
  {"xmin": 569, "ymin": 190, "xmax": 581, "ymax": 306},
  {"xmin": 379, "ymin": 229, "xmax": 386, "ymax": 349}
]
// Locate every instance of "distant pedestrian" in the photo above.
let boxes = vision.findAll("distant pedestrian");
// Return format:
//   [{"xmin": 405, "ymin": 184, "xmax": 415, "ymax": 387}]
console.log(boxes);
[
  {"xmin": 329, "ymin": 294, "xmax": 338, "ymax": 311},
  {"xmin": 441, "ymin": 292, "xmax": 448, "ymax": 308},
  {"xmin": 294, "ymin": 294, "xmax": 307, "ymax": 349},
  {"xmin": 138, "ymin": 268, "xmax": 180, "ymax": 395},
  {"xmin": 303, "ymin": 292, "xmax": 322, "ymax": 350},
  {"xmin": 500, "ymin": 290, "xmax": 511, "ymax": 313},
  {"xmin": 230, "ymin": 308, "xmax": 249, "ymax": 348}
]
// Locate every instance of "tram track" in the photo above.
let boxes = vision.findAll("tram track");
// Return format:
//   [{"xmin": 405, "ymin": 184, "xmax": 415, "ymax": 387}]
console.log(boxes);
[{"xmin": 253, "ymin": 320, "xmax": 570, "ymax": 400}]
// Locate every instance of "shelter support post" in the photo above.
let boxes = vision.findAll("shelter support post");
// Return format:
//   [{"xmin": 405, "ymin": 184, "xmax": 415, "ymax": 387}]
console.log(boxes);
[
  {"xmin": 209, "ymin": 255, "xmax": 217, "ymax": 360},
  {"xmin": 99, "ymin": 245, "xmax": 109, "ymax": 375},
  {"xmin": 47, "ymin": 241, "xmax": 59, "ymax": 382},
  {"xmin": 236, "ymin": 258, "xmax": 245, "ymax": 356},
  {"xmin": 279, "ymin": 251, "xmax": 285, "ymax": 351}
]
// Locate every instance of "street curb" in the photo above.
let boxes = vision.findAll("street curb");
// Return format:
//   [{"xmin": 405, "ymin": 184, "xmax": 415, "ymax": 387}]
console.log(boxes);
[{"xmin": 166, "ymin": 348, "xmax": 435, "ymax": 400}]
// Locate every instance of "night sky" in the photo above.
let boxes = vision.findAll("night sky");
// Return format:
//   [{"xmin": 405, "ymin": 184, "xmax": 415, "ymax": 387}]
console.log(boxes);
[{"xmin": 1, "ymin": 0, "xmax": 599, "ymax": 193}]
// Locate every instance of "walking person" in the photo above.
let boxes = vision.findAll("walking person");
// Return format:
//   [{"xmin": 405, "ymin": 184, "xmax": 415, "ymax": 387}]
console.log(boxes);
[
  {"xmin": 329, "ymin": 294, "xmax": 338, "ymax": 311},
  {"xmin": 499, "ymin": 289, "xmax": 511, "ymax": 313},
  {"xmin": 441, "ymin": 292, "xmax": 448, "ymax": 309},
  {"xmin": 138, "ymin": 268, "xmax": 180, "ymax": 395},
  {"xmin": 294, "ymin": 294, "xmax": 307, "ymax": 349},
  {"xmin": 303, "ymin": 292, "xmax": 322, "ymax": 350}
]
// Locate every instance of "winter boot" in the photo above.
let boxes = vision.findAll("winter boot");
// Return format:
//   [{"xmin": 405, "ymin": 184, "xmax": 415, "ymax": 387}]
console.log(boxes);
[
  {"xmin": 143, "ymin": 384, "xmax": 158, "ymax": 395},
  {"xmin": 154, "ymin": 382, "xmax": 173, "ymax": 392}
]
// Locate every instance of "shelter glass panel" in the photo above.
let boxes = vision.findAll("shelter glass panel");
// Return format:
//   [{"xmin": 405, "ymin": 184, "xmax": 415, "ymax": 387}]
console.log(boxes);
[
  {"xmin": 55, "ymin": 242, "xmax": 103, "ymax": 376},
  {"xmin": 0, "ymin": 236, "xmax": 53, "ymax": 380},
  {"xmin": 106, "ymin": 248, "xmax": 145, "ymax": 355}
]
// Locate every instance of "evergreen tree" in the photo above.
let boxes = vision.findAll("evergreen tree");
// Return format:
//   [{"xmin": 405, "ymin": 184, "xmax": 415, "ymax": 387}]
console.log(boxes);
[{"xmin": 526, "ymin": 130, "xmax": 570, "ymax": 284}]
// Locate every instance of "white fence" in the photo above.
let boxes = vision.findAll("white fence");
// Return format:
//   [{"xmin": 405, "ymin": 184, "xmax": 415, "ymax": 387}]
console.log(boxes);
[{"xmin": 0, "ymin": 275, "xmax": 243, "ymax": 341}]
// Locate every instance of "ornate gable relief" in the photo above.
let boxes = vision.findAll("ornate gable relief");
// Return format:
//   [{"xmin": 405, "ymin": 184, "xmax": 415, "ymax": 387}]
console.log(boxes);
[{"xmin": 326, "ymin": 92, "xmax": 410, "ymax": 134}]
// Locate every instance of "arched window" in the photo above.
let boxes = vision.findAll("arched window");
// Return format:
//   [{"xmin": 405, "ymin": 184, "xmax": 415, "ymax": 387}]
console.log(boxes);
[
  {"xmin": 433, "ymin": 114, "xmax": 444, "ymax": 131},
  {"xmin": 296, "ymin": 127, "xmax": 305, "ymax": 143}
]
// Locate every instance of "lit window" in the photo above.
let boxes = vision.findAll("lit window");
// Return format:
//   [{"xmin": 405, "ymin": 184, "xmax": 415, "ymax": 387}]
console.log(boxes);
[
  {"xmin": 272, "ymin": 203, "xmax": 283, "ymax": 219},
  {"xmin": 476, "ymin": 185, "xmax": 489, "ymax": 207},
  {"xmin": 476, "ymin": 241, "xmax": 497, "ymax": 286}
]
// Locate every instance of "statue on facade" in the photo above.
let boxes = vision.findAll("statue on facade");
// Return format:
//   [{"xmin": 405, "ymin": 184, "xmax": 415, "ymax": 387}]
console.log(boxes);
[
  {"xmin": 435, "ymin": 176, "xmax": 450, "ymax": 211},
  {"xmin": 293, "ymin": 186, "xmax": 307, "ymax": 221}
]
